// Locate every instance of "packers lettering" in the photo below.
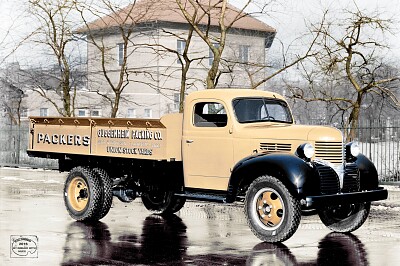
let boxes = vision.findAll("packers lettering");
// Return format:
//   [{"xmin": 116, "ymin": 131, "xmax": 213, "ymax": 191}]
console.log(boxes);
[{"xmin": 37, "ymin": 133, "xmax": 90, "ymax": 146}]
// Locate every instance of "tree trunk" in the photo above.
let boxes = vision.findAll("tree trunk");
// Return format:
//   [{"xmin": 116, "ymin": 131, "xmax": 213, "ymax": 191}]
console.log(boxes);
[
  {"xmin": 206, "ymin": 52, "xmax": 221, "ymax": 89},
  {"xmin": 346, "ymin": 93, "xmax": 363, "ymax": 142},
  {"xmin": 111, "ymin": 92, "xmax": 121, "ymax": 118}
]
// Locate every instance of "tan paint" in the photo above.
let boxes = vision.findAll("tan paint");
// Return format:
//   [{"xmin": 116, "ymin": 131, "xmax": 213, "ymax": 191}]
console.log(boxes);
[
  {"xmin": 29, "ymin": 89, "xmax": 344, "ymax": 192},
  {"xmin": 29, "ymin": 117, "xmax": 173, "ymax": 161},
  {"xmin": 182, "ymin": 97, "xmax": 234, "ymax": 191}
]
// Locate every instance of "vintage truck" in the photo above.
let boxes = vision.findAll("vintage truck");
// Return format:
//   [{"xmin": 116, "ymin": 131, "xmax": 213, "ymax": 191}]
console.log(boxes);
[{"xmin": 28, "ymin": 89, "xmax": 387, "ymax": 243}]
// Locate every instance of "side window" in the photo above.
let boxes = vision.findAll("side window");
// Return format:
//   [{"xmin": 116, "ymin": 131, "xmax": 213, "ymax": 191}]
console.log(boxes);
[
  {"xmin": 117, "ymin": 43, "xmax": 124, "ymax": 66},
  {"xmin": 40, "ymin": 108, "xmax": 48, "ymax": 117},
  {"xmin": 177, "ymin": 40, "xmax": 186, "ymax": 64},
  {"xmin": 239, "ymin": 45, "xmax": 250, "ymax": 63},
  {"xmin": 209, "ymin": 42, "xmax": 220, "ymax": 66},
  {"xmin": 193, "ymin": 102, "xmax": 227, "ymax": 128}
]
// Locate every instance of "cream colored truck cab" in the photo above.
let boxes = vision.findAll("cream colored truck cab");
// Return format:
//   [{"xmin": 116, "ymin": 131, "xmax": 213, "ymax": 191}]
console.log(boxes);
[{"xmin": 28, "ymin": 89, "xmax": 387, "ymax": 243}]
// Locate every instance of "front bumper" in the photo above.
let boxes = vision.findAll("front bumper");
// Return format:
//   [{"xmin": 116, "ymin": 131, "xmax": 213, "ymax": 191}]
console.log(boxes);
[{"xmin": 304, "ymin": 187, "xmax": 388, "ymax": 208}]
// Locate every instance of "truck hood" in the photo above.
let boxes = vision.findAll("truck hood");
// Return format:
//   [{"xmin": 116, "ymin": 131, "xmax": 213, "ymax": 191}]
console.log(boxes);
[{"xmin": 236, "ymin": 123, "xmax": 343, "ymax": 142}]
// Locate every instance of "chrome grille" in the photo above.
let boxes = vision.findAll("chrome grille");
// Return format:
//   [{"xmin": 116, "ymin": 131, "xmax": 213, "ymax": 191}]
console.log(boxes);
[
  {"xmin": 315, "ymin": 141, "xmax": 343, "ymax": 165},
  {"xmin": 342, "ymin": 163, "xmax": 360, "ymax": 193},
  {"xmin": 315, "ymin": 163, "xmax": 340, "ymax": 195},
  {"xmin": 260, "ymin": 143, "xmax": 291, "ymax": 153}
]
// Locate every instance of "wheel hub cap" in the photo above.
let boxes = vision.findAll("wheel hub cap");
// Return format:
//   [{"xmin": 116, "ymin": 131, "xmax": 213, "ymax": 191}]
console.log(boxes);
[
  {"xmin": 67, "ymin": 177, "xmax": 89, "ymax": 211},
  {"xmin": 256, "ymin": 191, "xmax": 283, "ymax": 227}
]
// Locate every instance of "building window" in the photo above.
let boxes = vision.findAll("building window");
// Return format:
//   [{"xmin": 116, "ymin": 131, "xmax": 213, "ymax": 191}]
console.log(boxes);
[
  {"xmin": 177, "ymin": 40, "xmax": 186, "ymax": 64},
  {"xmin": 78, "ymin": 109, "xmax": 86, "ymax": 117},
  {"xmin": 40, "ymin": 108, "xmax": 48, "ymax": 117},
  {"xmin": 117, "ymin": 43, "xmax": 124, "ymax": 66},
  {"xmin": 174, "ymin": 93, "xmax": 180, "ymax": 110},
  {"xmin": 209, "ymin": 42, "xmax": 220, "ymax": 66},
  {"xmin": 91, "ymin": 109, "xmax": 101, "ymax": 117},
  {"xmin": 127, "ymin": 108, "xmax": 136, "ymax": 118},
  {"xmin": 21, "ymin": 108, "xmax": 28, "ymax": 118},
  {"xmin": 239, "ymin": 45, "xmax": 250, "ymax": 63},
  {"xmin": 144, "ymin": 108, "xmax": 152, "ymax": 118}
]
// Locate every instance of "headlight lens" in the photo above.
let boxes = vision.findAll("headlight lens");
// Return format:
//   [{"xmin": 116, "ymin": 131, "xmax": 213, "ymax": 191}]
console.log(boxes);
[
  {"xmin": 350, "ymin": 142, "xmax": 360, "ymax": 157},
  {"xmin": 303, "ymin": 143, "xmax": 315, "ymax": 158},
  {"xmin": 346, "ymin": 141, "xmax": 360, "ymax": 161},
  {"xmin": 296, "ymin": 143, "xmax": 314, "ymax": 160}
]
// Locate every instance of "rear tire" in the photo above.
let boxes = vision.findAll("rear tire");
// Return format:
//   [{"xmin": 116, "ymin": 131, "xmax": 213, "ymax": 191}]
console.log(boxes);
[
  {"xmin": 141, "ymin": 190, "xmax": 186, "ymax": 215},
  {"xmin": 64, "ymin": 167, "xmax": 102, "ymax": 221},
  {"xmin": 244, "ymin": 175, "xmax": 301, "ymax": 243},
  {"xmin": 92, "ymin": 168, "xmax": 113, "ymax": 220},
  {"xmin": 318, "ymin": 202, "xmax": 370, "ymax": 232}
]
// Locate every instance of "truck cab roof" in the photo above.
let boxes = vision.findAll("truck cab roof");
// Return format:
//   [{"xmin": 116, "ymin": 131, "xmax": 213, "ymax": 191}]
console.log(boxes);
[{"xmin": 185, "ymin": 89, "xmax": 286, "ymax": 102}]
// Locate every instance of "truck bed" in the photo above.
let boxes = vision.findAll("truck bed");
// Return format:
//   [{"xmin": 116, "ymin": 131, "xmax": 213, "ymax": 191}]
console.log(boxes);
[{"xmin": 28, "ymin": 113, "xmax": 183, "ymax": 161}]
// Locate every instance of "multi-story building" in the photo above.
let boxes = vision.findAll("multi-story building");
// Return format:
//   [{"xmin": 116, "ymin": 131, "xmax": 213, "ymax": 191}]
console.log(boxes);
[
  {"xmin": 80, "ymin": 0, "xmax": 276, "ymax": 118},
  {"xmin": 2, "ymin": 0, "xmax": 275, "ymax": 120}
]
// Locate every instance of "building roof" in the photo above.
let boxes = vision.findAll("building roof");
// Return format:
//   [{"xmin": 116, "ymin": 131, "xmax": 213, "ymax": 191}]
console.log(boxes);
[{"xmin": 82, "ymin": 0, "xmax": 276, "ymax": 34}]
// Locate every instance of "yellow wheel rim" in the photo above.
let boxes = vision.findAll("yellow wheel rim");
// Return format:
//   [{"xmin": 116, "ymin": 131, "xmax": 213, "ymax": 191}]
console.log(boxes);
[
  {"xmin": 67, "ymin": 176, "xmax": 89, "ymax": 212},
  {"xmin": 256, "ymin": 190, "xmax": 284, "ymax": 228}
]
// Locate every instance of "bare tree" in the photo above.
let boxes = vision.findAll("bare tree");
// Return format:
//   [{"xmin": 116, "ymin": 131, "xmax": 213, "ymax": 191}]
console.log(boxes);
[
  {"xmin": 0, "ymin": 2, "xmax": 31, "ymax": 66},
  {"xmin": 76, "ymin": 0, "xmax": 158, "ymax": 118},
  {"xmin": 0, "ymin": 76, "xmax": 25, "ymax": 125},
  {"xmin": 28, "ymin": 0, "xmax": 83, "ymax": 117},
  {"xmin": 176, "ymin": 0, "xmax": 253, "ymax": 89},
  {"xmin": 287, "ymin": 6, "xmax": 399, "ymax": 140}
]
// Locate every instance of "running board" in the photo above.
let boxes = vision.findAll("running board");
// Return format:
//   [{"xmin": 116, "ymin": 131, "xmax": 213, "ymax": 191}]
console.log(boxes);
[{"xmin": 175, "ymin": 192, "xmax": 226, "ymax": 203}]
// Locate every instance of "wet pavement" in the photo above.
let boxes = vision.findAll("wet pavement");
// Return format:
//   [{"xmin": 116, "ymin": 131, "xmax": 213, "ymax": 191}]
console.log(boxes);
[{"xmin": 1, "ymin": 167, "xmax": 400, "ymax": 265}]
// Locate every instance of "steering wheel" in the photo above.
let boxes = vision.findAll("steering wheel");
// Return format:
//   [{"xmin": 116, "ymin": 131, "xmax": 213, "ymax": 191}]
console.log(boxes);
[{"xmin": 261, "ymin": 116, "xmax": 275, "ymax": 121}]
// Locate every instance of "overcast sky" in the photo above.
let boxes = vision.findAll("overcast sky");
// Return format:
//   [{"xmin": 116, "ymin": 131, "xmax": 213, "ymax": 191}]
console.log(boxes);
[
  {"xmin": 1, "ymin": 0, "xmax": 399, "ymax": 66},
  {"xmin": 237, "ymin": 0, "xmax": 400, "ymax": 60}
]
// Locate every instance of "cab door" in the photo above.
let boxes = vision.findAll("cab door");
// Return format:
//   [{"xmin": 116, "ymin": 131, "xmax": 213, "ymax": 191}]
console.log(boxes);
[{"xmin": 182, "ymin": 101, "xmax": 234, "ymax": 191}]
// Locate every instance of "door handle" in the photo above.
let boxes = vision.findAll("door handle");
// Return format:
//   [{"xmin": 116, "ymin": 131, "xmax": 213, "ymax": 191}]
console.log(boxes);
[{"xmin": 186, "ymin": 139, "xmax": 194, "ymax": 144}]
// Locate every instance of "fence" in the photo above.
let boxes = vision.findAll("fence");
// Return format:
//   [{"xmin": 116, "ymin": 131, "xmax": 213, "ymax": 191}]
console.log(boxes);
[
  {"xmin": 349, "ymin": 119, "xmax": 400, "ymax": 183},
  {"xmin": 0, "ymin": 120, "xmax": 399, "ymax": 182},
  {"xmin": 0, "ymin": 124, "xmax": 57, "ymax": 169}
]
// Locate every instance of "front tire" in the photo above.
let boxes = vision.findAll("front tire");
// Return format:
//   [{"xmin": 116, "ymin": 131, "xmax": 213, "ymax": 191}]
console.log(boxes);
[
  {"xmin": 318, "ymin": 202, "xmax": 370, "ymax": 232},
  {"xmin": 64, "ymin": 167, "xmax": 102, "ymax": 221},
  {"xmin": 244, "ymin": 175, "xmax": 301, "ymax": 243}
]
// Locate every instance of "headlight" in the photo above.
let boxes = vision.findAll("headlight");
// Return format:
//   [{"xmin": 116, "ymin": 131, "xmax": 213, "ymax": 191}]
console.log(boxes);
[
  {"xmin": 350, "ymin": 142, "xmax": 360, "ymax": 157},
  {"xmin": 346, "ymin": 142, "xmax": 360, "ymax": 161},
  {"xmin": 296, "ymin": 143, "xmax": 314, "ymax": 161}
]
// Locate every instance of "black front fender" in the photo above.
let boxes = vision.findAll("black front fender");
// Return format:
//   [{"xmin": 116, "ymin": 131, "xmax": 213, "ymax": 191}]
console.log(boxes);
[
  {"xmin": 226, "ymin": 153, "xmax": 315, "ymax": 203},
  {"xmin": 354, "ymin": 154, "xmax": 379, "ymax": 190}
]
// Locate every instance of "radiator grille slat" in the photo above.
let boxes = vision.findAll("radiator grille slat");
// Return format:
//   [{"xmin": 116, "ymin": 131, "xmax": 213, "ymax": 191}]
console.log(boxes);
[
  {"xmin": 315, "ymin": 141, "xmax": 343, "ymax": 164},
  {"xmin": 260, "ymin": 143, "xmax": 291, "ymax": 153}
]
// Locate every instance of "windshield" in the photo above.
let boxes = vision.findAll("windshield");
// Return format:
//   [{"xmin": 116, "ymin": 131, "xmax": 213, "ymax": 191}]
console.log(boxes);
[{"xmin": 232, "ymin": 97, "xmax": 293, "ymax": 124}]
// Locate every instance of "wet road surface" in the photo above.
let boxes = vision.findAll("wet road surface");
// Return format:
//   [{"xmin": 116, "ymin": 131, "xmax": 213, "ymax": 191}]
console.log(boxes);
[{"xmin": 1, "ymin": 167, "xmax": 400, "ymax": 265}]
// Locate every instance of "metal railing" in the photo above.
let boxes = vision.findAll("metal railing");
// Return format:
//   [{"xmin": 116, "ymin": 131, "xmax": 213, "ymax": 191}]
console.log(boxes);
[{"xmin": 349, "ymin": 119, "xmax": 400, "ymax": 183}]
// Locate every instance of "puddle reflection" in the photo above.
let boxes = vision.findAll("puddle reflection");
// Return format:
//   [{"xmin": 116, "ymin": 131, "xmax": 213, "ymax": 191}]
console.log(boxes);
[
  {"xmin": 62, "ymin": 214, "xmax": 187, "ymax": 265},
  {"xmin": 62, "ymin": 215, "xmax": 368, "ymax": 266},
  {"xmin": 247, "ymin": 233, "xmax": 368, "ymax": 266}
]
